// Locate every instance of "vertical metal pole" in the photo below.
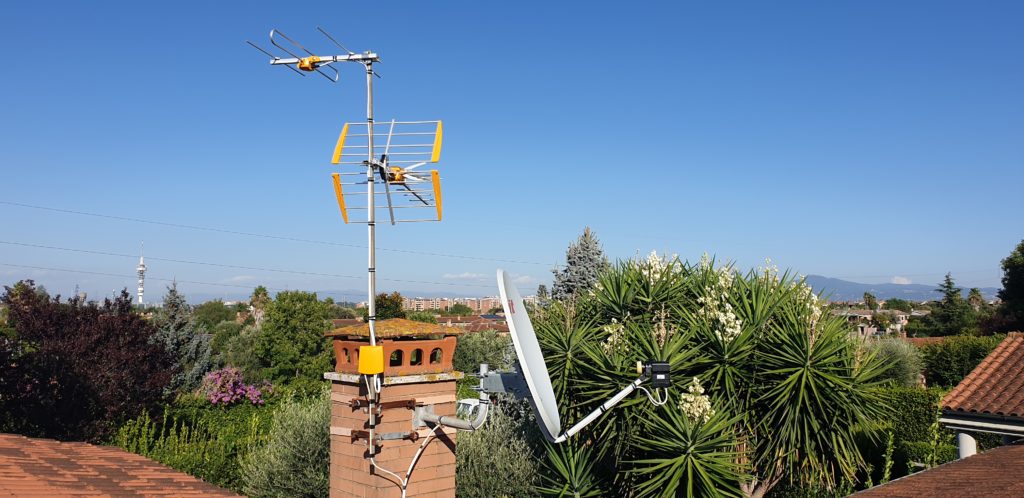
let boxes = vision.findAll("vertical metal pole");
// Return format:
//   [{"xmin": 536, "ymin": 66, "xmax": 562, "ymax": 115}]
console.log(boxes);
[
  {"xmin": 364, "ymin": 60, "xmax": 378, "ymax": 458},
  {"xmin": 365, "ymin": 61, "xmax": 377, "ymax": 347}
]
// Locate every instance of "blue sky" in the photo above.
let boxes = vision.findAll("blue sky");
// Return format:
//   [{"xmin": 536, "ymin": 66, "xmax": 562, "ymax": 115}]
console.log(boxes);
[{"xmin": 1, "ymin": 1, "xmax": 1021, "ymax": 303}]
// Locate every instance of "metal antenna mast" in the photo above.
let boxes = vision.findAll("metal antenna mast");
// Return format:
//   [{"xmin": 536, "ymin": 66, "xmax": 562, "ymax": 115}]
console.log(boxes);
[{"xmin": 248, "ymin": 29, "xmax": 447, "ymax": 470}]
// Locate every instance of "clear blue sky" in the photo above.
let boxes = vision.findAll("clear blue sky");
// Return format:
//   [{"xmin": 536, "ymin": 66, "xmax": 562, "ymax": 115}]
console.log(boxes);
[{"xmin": 1, "ymin": 1, "xmax": 1021, "ymax": 303}]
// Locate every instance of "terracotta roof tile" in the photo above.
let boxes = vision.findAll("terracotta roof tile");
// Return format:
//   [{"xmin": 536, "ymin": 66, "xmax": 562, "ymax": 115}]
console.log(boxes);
[
  {"xmin": 850, "ymin": 443, "xmax": 1024, "ymax": 497},
  {"xmin": 0, "ymin": 434, "xmax": 238, "ymax": 497},
  {"xmin": 942, "ymin": 333, "xmax": 1024, "ymax": 419}
]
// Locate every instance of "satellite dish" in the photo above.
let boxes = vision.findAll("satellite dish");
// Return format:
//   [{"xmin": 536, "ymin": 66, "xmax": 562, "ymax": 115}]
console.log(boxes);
[{"xmin": 497, "ymin": 269, "xmax": 562, "ymax": 441}]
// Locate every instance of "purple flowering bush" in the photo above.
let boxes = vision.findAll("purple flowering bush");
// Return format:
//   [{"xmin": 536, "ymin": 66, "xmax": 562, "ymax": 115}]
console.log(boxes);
[{"xmin": 201, "ymin": 367, "xmax": 271, "ymax": 406}]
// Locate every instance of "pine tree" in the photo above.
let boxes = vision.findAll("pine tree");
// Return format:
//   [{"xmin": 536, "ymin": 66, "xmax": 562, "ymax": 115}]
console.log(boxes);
[
  {"xmin": 929, "ymin": 273, "xmax": 975, "ymax": 336},
  {"xmin": 997, "ymin": 240, "xmax": 1024, "ymax": 330},
  {"xmin": 153, "ymin": 284, "xmax": 213, "ymax": 393},
  {"xmin": 551, "ymin": 227, "xmax": 610, "ymax": 301}
]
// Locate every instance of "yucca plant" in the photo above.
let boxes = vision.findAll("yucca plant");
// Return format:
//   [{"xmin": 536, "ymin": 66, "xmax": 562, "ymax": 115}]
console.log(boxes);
[{"xmin": 533, "ymin": 253, "xmax": 891, "ymax": 498}]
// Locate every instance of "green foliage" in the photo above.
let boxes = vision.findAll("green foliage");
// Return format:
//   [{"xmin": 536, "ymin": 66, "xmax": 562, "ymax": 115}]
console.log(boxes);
[
  {"xmin": 453, "ymin": 329, "xmax": 512, "ymax": 373},
  {"xmin": 255, "ymin": 290, "xmax": 332, "ymax": 385},
  {"xmin": 153, "ymin": 285, "xmax": 214, "ymax": 393},
  {"xmin": 920, "ymin": 335, "xmax": 1004, "ymax": 387},
  {"xmin": 536, "ymin": 443, "xmax": 609, "ymax": 498},
  {"xmin": 1, "ymin": 281, "xmax": 174, "ymax": 441},
  {"xmin": 407, "ymin": 311, "xmax": 438, "ymax": 324},
  {"xmin": 250, "ymin": 286, "xmax": 270, "ymax": 327},
  {"xmin": 883, "ymin": 299, "xmax": 913, "ymax": 313},
  {"xmin": 864, "ymin": 292, "xmax": 877, "ymax": 311},
  {"xmin": 223, "ymin": 325, "xmax": 264, "ymax": 381},
  {"xmin": 532, "ymin": 254, "xmax": 889, "ymax": 497},
  {"xmin": 114, "ymin": 396, "xmax": 273, "ymax": 492},
  {"xmin": 241, "ymin": 390, "xmax": 330, "ymax": 498},
  {"xmin": 447, "ymin": 303, "xmax": 474, "ymax": 315},
  {"xmin": 210, "ymin": 320, "xmax": 243, "ymax": 363},
  {"xmin": 456, "ymin": 400, "xmax": 539, "ymax": 498},
  {"xmin": 551, "ymin": 227, "xmax": 610, "ymax": 301},
  {"xmin": 866, "ymin": 339, "xmax": 923, "ymax": 387},
  {"xmin": 193, "ymin": 299, "xmax": 237, "ymax": 329},
  {"xmin": 374, "ymin": 291, "xmax": 406, "ymax": 320},
  {"xmin": 629, "ymin": 409, "xmax": 744, "ymax": 498},
  {"xmin": 899, "ymin": 441, "xmax": 956, "ymax": 469},
  {"xmin": 876, "ymin": 387, "xmax": 946, "ymax": 444},
  {"xmin": 997, "ymin": 239, "xmax": 1024, "ymax": 331},
  {"xmin": 918, "ymin": 274, "xmax": 978, "ymax": 336}
]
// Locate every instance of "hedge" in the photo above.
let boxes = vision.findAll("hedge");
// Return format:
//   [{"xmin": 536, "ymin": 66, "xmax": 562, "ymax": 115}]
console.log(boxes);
[{"xmin": 919, "ymin": 335, "xmax": 1005, "ymax": 387}]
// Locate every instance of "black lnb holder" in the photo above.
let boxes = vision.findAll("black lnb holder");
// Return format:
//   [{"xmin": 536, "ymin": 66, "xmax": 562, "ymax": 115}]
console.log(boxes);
[{"xmin": 639, "ymin": 360, "xmax": 671, "ymax": 388}]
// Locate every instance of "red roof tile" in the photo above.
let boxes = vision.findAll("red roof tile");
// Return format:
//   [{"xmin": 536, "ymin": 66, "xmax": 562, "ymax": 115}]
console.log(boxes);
[
  {"xmin": 850, "ymin": 443, "xmax": 1024, "ymax": 497},
  {"xmin": 0, "ymin": 433, "xmax": 238, "ymax": 497},
  {"xmin": 942, "ymin": 333, "xmax": 1024, "ymax": 419}
]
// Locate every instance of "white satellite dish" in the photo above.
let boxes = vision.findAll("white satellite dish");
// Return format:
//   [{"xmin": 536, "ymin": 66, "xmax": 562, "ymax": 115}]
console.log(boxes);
[
  {"xmin": 495, "ymin": 269, "xmax": 672, "ymax": 444},
  {"xmin": 497, "ymin": 269, "xmax": 562, "ymax": 441}
]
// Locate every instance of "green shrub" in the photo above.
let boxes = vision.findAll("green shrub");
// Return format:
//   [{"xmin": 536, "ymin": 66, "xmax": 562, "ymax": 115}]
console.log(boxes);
[
  {"xmin": 453, "ymin": 329, "xmax": 512, "ymax": 374},
  {"xmin": 114, "ymin": 400, "xmax": 270, "ymax": 492},
  {"xmin": 456, "ymin": 400, "xmax": 539, "ymax": 498},
  {"xmin": 900, "ymin": 441, "xmax": 956, "ymax": 469},
  {"xmin": 878, "ymin": 387, "xmax": 947, "ymax": 443},
  {"xmin": 241, "ymin": 389, "xmax": 330, "ymax": 498},
  {"xmin": 867, "ymin": 339, "xmax": 923, "ymax": 387},
  {"xmin": 407, "ymin": 311, "xmax": 438, "ymax": 324},
  {"xmin": 920, "ymin": 335, "xmax": 1004, "ymax": 387}
]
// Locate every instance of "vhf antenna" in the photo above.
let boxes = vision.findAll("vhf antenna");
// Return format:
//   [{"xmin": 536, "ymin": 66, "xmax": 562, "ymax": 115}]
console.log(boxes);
[{"xmin": 248, "ymin": 28, "xmax": 446, "ymax": 469}]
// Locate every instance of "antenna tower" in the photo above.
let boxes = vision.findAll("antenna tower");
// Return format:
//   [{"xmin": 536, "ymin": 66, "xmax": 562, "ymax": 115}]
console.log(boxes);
[
  {"xmin": 248, "ymin": 28, "xmax": 448, "ymax": 476},
  {"xmin": 136, "ymin": 242, "xmax": 147, "ymax": 306}
]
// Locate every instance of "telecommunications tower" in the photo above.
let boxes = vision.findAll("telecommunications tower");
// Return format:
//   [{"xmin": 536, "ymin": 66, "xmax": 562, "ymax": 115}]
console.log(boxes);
[{"xmin": 136, "ymin": 243, "xmax": 146, "ymax": 305}]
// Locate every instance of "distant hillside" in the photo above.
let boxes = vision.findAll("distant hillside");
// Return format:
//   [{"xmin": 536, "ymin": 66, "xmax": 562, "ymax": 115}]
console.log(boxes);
[{"xmin": 804, "ymin": 275, "xmax": 999, "ymax": 302}]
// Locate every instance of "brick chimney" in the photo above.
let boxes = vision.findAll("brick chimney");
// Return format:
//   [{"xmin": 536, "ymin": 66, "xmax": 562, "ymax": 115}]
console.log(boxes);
[{"xmin": 326, "ymin": 318, "xmax": 463, "ymax": 498}]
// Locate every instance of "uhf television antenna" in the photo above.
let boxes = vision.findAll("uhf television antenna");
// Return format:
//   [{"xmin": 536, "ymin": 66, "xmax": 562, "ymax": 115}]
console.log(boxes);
[{"xmin": 248, "ymin": 28, "xmax": 446, "ymax": 470}]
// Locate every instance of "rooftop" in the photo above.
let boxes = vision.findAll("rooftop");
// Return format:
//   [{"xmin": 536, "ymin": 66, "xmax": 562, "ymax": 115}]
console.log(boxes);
[
  {"xmin": 942, "ymin": 332, "xmax": 1024, "ymax": 420},
  {"xmin": 0, "ymin": 433, "xmax": 238, "ymax": 497},
  {"xmin": 850, "ymin": 443, "xmax": 1024, "ymax": 497},
  {"xmin": 325, "ymin": 317, "xmax": 461, "ymax": 338}
]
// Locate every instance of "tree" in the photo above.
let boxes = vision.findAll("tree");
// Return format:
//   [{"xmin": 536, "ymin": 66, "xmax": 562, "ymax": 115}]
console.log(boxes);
[
  {"xmin": 447, "ymin": 303, "xmax": 474, "ymax": 315},
  {"xmin": 250, "ymin": 286, "xmax": 270, "ymax": 327},
  {"xmin": 193, "ymin": 299, "xmax": 237, "ymax": 329},
  {"xmin": 241, "ymin": 391, "xmax": 329, "ymax": 498},
  {"xmin": 967, "ymin": 288, "xmax": 985, "ymax": 310},
  {"xmin": 872, "ymin": 311, "xmax": 893, "ymax": 332},
  {"xmin": 883, "ymin": 298, "xmax": 913, "ymax": 312},
  {"xmin": 533, "ymin": 254, "xmax": 888, "ymax": 497},
  {"xmin": 928, "ymin": 273, "xmax": 976, "ymax": 336},
  {"xmin": 453, "ymin": 329, "xmax": 512, "ymax": 373},
  {"xmin": 863, "ymin": 292, "xmax": 878, "ymax": 311},
  {"xmin": 551, "ymin": 227, "xmax": 610, "ymax": 300},
  {"xmin": 997, "ymin": 240, "xmax": 1024, "ymax": 331},
  {"xmin": 407, "ymin": 311, "xmax": 438, "ymax": 324},
  {"xmin": 153, "ymin": 285, "xmax": 214, "ymax": 394},
  {"xmin": 1, "ymin": 281, "xmax": 175, "ymax": 441},
  {"xmin": 372, "ymin": 291, "xmax": 406, "ymax": 320},
  {"xmin": 255, "ymin": 291, "xmax": 331, "ymax": 384}
]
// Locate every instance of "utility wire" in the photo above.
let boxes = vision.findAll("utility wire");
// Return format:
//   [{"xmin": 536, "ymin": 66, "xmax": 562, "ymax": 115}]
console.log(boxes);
[
  {"xmin": 0, "ymin": 240, "xmax": 495, "ymax": 289},
  {"xmin": 0, "ymin": 200, "xmax": 554, "ymax": 266}
]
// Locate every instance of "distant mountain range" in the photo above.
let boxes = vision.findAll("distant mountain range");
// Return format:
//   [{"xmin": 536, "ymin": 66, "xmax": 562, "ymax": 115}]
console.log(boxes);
[{"xmin": 803, "ymin": 275, "xmax": 999, "ymax": 303}]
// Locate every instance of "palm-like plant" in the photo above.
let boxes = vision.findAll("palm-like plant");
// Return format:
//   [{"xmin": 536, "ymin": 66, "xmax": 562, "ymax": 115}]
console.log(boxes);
[{"xmin": 533, "ymin": 253, "xmax": 890, "ymax": 498}]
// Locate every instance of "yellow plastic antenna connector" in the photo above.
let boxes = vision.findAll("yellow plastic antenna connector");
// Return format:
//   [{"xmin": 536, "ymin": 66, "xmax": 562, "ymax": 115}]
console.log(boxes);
[
  {"xmin": 297, "ymin": 56, "xmax": 321, "ymax": 71},
  {"xmin": 358, "ymin": 345, "xmax": 384, "ymax": 375}
]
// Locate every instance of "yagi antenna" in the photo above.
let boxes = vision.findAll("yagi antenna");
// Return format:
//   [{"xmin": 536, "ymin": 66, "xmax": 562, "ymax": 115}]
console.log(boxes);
[{"xmin": 246, "ymin": 27, "xmax": 380, "ymax": 82}]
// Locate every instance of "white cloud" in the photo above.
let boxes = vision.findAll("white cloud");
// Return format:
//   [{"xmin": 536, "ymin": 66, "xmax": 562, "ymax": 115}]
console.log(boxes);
[
  {"xmin": 227, "ymin": 275, "xmax": 257, "ymax": 283},
  {"xmin": 890, "ymin": 276, "xmax": 912, "ymax": 285},
  {"xmin": 511, "ymin": 274, "xmax": 537, "ymax": 286},
  {"xmin": 442, "ymin": 272, "xmax": 487, "ymax": 281}
]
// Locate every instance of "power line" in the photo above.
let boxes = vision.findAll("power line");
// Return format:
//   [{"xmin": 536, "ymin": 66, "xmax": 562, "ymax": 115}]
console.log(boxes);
[
  {"xmin": 0, "ymin": 200, "xmax": 553, "ymax": 266},
  {"xmin": 0, "ymin": 239, "xmax": 496, "ymax": 289}
]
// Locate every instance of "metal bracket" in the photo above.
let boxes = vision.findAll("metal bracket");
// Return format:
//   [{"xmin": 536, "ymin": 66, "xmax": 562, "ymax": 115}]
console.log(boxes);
[
  {"xmin": 350, "ymin": 399, "xmax": 415, "ymax": 410},
  {"xmin": 480, "ymin": 369, "xmax": 530, "ymax": 398}
]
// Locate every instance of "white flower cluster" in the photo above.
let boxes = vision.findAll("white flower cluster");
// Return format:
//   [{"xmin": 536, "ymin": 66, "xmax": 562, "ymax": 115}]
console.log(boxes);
[
  {"xmin": 758, "ymin": 257, "xmax": 780, "ymax": 282},
  {"xmin": 696, "ymin": 261, "xmax": 742, "ymax": 343},
  {"xmin": 795, "ymin": 282, "xmax": 823, "ymax": 327},
  {"xmin": 601, "ymin": 318, "xmax": 627, "ymax": 355},
  {"xmin": 678, "ymin": 377, "xmax": 714, "ymax": 424},
  {"xmin": 635, "ymin": 250, "xmax": 677, "ymax": 285}
]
